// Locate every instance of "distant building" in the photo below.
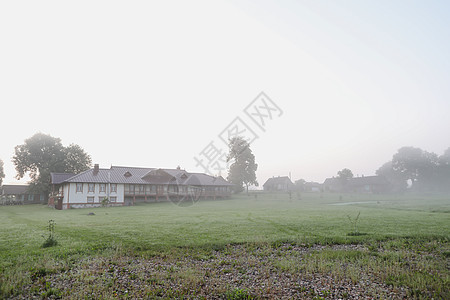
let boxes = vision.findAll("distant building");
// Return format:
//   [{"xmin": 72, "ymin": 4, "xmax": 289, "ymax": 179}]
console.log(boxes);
[
  {"xmin": 263, "ymin": 176, "xmax": 294, "ymax": 192},
  {"xmin": 49, "ymin": 165, "xmax": 233, "ymax": 209},
  {"xmin": 346, "ymin": 176, "xmax": 391, "ymax": 194},
  {"xmin": 0, "ymin": 184, "xmax": 46, "ymax": 204},
  {"xmin": 303, "ymin": 181, "xmax": 322, "ymax": 192},
  {"xmin": 322, "ymin": 175, "xmax": 391, "ymax": 194},
  {"xmin": 323, "ymin": 177, "xmax": 344, "ymax": 192}
]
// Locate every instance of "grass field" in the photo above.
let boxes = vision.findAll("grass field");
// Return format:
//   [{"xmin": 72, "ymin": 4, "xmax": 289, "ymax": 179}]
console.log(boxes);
[{"xmin": 1, "ymin": 192, "xmax": 449, "ymax": 299}]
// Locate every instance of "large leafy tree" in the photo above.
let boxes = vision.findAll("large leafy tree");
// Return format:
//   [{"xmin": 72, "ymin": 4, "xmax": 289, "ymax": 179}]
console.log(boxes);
[
  {"xmin": 392, "ymin": 146, "xmax": 438, "ymax": 190},
  {"xmin": 376, "ymin": 161, "xmax": 407, "ymax": 192},
  {"xmin": 64, "ymin": 144, "xmax": 93, "ymax": 174},
  {"xmin": 227, "ymin": 136, "xmax": 258, "ymax": 193},
  {"xmin": 13, "ymin": 133, "xmax": 92, "ymax": 196},
  {"xmin": 376, "ymin": 146, "xmax": 450, "ymax": 193},
  {"xmin": 0, "ymin": 159, "xmax": 5, "ymax": 186}
]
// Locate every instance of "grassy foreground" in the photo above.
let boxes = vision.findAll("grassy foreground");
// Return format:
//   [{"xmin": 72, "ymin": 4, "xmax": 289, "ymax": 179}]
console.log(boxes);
[{"xmin": 0, "ymin": 192, "xmax": 449, "ymax": 298}]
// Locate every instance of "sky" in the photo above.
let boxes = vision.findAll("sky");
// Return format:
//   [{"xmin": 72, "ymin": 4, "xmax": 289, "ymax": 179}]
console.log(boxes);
[{"xmin": 1, "ymin": 0, "xmax": 450, "ymax": 186}]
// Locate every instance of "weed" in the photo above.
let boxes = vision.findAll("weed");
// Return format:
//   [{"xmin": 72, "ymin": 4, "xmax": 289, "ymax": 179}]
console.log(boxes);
[
  {"xmin": 41, "ymin": 281, "xmax": 61, "ymax": 298},
  {"xmin": 42, "ymin": 220, "xmax": 57, "ymax": 248},
  {"xmin": 101, "ymin": 197, "xmax": 109, "ymax": 207},
  {"xmin": 346, "ymin": 211, "xmax": 363, "ymax": 236},
  {"xmin": 224, "ymin": 288, "xmax": 254, "ymax": 299}
]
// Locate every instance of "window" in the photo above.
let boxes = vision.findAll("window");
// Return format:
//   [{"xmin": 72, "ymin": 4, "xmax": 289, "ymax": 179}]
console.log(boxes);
[
  {"xmin": 110, "ymin": 196, "xmax": 117, "ymax": 203},
  {"xmin": 88, "ymin": 183, "xmax": 95, "ymax": 193},
  {"xmin": 110, "ymin": 184, "xmax": 117, "ymax": 193},
  {"xmin": 76, "ymin": 183, "xmax": 83, "ymax": 193},
  {"xmin": 99, "ymin": 184, "xmax": 106, "ymax": 193},
  {"xmin": 28, "ymin": 194, "xmax": 34, "ymax": 201},
  {"xmin": 87, "ymin": 196, "xmax": 94, "ymax": 203}
]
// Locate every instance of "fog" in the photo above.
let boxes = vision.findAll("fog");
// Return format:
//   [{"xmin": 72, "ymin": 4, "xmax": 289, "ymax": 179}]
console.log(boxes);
[{"xmin": 1, "ymin": 1, "xmax": 450, "ymax": 188}]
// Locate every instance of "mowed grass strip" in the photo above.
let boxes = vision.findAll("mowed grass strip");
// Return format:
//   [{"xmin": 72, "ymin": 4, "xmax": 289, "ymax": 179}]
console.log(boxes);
[{"xmin": 0, "ymin": 193, "xmax": 449, "ymax": 298}]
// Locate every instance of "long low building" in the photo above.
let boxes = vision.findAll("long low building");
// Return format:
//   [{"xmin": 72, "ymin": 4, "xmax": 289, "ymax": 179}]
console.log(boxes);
[
  {"xmin": 49, "ymin": 165, "xmax": 233, "ymax": 209},
  {"xmin": 1, "ymin": 184, "xmax": 46, "ymax": 205}
]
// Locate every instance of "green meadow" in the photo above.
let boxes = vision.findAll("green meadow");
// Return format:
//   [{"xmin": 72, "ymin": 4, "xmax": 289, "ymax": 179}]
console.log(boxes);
[{"xmin": 1, "ymin": 193, "xmax": 449, "ymax": 299}]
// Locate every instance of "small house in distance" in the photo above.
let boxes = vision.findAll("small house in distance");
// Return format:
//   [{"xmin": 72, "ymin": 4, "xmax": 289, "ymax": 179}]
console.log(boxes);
[
  {"xmin": 263, "ymin": 176, "xmax": 294, "ymax": 192},
  {"xmin": 0, "ymin": 184, "xmax": 46, "ymax": 204}
]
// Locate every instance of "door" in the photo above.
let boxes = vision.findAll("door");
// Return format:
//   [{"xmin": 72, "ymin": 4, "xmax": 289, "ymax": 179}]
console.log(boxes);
[{"xmin": 56, "ymin": 198, "xmax": 63, "ymax": 210}]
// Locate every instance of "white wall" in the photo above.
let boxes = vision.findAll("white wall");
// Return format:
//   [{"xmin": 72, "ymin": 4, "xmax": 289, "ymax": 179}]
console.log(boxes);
[{"xmin": 63, "ymin": 183, "xmax": 124, "ymax": 209}]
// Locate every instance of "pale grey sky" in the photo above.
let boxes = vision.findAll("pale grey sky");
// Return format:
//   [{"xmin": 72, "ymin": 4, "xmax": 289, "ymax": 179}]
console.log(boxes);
[{"xmin": 1, "ymin": 0, "xmax": 449, "ymax": 186}]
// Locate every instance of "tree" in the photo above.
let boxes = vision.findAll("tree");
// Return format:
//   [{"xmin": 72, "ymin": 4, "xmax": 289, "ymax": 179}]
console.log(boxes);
[
  {"xmin": 392, "ymin": 146, "xmax": 438, "ymax": 190},
  {"xmin": 12, "ymin": 133, "xmax": 92, "ymax": 198},
  {"xmin": 0, "ymin": 159, "xmax": 5, "ymax": 186},
  {"xmin": 64, "ymin": 144, "xmax": 93, "ymax": 174},
  {"xmin": 376, "ymin": 161, "xmax": 407, "ymax": 192},
  {"xmin": 337, "ymin": 168, "xmax": 353, "ymax": 181},
  {"xmin": 439, "ymin": 147, "xmax": 450, "ymax": 165},
  {"xmin": 227, "ymin": 136, "xmax": 258, "ymax": 193},
  {"xmin": 436, "ymin": 147, "xmax": 450, "ymax": 192}
]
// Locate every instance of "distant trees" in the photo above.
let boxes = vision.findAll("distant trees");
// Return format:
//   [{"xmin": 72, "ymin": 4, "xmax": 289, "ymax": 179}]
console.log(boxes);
[
  {"xmin": 377, "ymin": 146, "xmax": 450, "ymax": 193},
  {"xmin": 392, "ymin": 147, "xmax": 438, "ymax": 188},
  {"xmin": 337, "ymin": 168, "xmax": 353, "ymax": 181},
  {"xmin": 12, "ymin": 133, "xmax": 92, "ymax": 198},
  {"xmin": 0, "ymin": 159, "xmax": 4, "ymax": 186},
  {"xmin": 227, "ymin": 136, "xmax": 258, "ymax": 193}
]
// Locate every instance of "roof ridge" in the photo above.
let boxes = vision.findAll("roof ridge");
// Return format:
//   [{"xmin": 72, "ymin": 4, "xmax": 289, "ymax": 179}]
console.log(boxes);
[
  {"xmin": 111, "ymin": 165, "xmax": 156, "ymax": 169},
  {"xmin": 50, "ymin": 172, "xmax": 75, "ymax": 175},
  {"xmin": 64, "ymin": 168, "xmax": 93, "ymax": 181}
]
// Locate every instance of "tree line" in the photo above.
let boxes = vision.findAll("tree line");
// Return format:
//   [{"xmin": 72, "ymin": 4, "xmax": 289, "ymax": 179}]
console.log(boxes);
[
  {"xmin": 376, "ymin": 146, "xmax": 450, "ymax": 193},
  {"xmin": 294, "ymin": 147, "xmax": 450, "ymax": 194},
  {"xmin": 1, "ymin": 133, "xmax": 447, "ymax": 197}
]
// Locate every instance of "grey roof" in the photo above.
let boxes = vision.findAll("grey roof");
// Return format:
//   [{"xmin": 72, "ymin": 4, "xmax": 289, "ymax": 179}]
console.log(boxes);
[
  {"xmin": 56, "ymin": 166, "xmax": 233, "ymax": 186},
  {"xmin": 50, "ymin": 173, "xmax": 76, "ymax": 185},
  {"xmin": 64, "ymin": 166, "xmax": 155, "ymax": 184},
  {"xmin": 1, "ymin": 184, "xmax": 29, "ymax": 195},
  {"xmin": 263, "ymin": 176, "xmax": 293, "ymax": 187},
  {"xmin": 185, "ymin": 173, "xmax": 233, "ymax": 186},
  {"xmin": 304, "ymin": 181, "xmax": 322, "ymax": 187},
  {"xmin": 323, "ymin": 177, "xmax": 343, "ymax": 187},
  {"xmin": 323, "ymin": 177, "xmax": 337, "ymax": 184},
  {"xmin": 323, "ymin": 176, "xmax": 390, "ymax": 188}
]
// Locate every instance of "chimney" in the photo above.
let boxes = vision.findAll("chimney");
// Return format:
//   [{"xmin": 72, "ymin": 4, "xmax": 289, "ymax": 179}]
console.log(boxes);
[{"xmin": 93, "ymin": 164, "xmax": 99, "ymax": 175}]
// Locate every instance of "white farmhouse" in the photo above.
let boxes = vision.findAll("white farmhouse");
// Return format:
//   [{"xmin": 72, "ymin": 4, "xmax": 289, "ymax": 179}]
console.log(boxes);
[{"xmin": 49, "ymin": 165, "xmax": 233, "ymax": 209}]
